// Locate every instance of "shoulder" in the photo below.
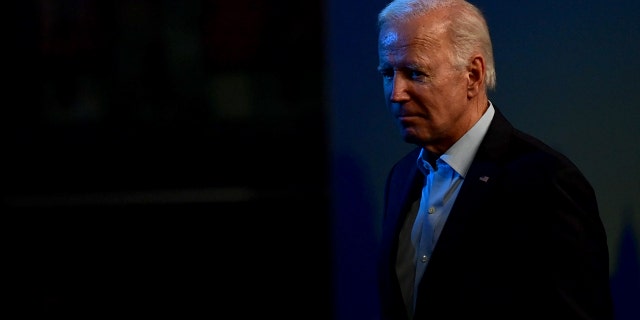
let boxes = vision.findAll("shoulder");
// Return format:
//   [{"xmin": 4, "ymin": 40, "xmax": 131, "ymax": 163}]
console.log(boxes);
[
  {"xmin": 489, "ymin": 106, "xmax": 583, "ymax": 174},
  {"xmin": 485, "ymin": 107, "xmax": 594, "ymax": 194},
  {"xmin": 495, "ymin": 122, "xmax": 596, "ymax": 207},
  {"xmin": 508, "ymin": 126, "xmax": 583, "ymax": 179}
]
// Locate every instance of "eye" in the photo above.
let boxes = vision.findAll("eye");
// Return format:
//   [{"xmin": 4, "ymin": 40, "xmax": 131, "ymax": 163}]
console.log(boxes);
[
  {"xmin": 378, "ymin": 67, "xmax": 394, "ymax": 80},
  {"xmin": 409, "ymin": 69, "xmax": 428, "ymax": 81}
]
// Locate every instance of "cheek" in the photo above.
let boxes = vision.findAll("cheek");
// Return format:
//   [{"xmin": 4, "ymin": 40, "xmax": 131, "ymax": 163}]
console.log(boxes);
[
  {"xmin": 382, "ymin": 82, "xmax": 393, "ymax": 99},
  {"xmin": 439, "ymin": 75, "xmax": 467, "ymax": 101}
]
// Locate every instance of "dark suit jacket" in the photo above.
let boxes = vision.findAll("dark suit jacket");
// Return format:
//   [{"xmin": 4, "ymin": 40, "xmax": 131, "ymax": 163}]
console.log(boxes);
[{"xmin": 378, "ymin": 107, "xmax": 613, "ymax": 320}]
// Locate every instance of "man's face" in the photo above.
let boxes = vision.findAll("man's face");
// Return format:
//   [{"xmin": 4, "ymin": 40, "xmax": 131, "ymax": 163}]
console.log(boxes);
[{"xmin": 377, "ymin": 11, "xmax": 471, "ymax": 154}]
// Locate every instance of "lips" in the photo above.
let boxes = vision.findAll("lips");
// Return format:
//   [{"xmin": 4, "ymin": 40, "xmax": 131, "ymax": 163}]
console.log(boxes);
[
  {"xmin": 397, "ymin": 115, "xmax": 421, "ymax": 128},
  {"xmin": 397, "ymin": 114, "xmax": 421, "ymax": 121}
]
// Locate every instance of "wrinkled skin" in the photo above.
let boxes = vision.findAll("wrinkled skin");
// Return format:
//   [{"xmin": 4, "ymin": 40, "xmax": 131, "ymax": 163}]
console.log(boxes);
[{"xmin": 377, "ymin": 6, "xmax": 489, "ymax": 156}]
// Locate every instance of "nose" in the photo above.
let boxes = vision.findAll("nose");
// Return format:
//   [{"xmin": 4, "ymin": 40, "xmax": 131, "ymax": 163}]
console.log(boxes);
[{"xmin": 389, "ymin": 74, "xmax": 409, "ymax": 103}]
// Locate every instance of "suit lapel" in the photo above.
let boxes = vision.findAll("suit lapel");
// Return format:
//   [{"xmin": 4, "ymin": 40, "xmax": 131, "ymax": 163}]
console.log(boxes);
[
  {"xmin": 425, "ymin": 106, "xmax": 513, "ymax": 269},
  {"xmin": 431, "ymin": 160, "xmax": 501, "ymax": 256}
]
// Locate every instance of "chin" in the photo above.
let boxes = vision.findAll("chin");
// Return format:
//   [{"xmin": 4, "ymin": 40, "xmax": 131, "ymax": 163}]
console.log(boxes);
[
  {"xmin": 400, "ymin": 128, "xmax": 429, "ymax": 146},
  {"xmin": 402, "ymin": 133, "xmax": 422, "ymax": 146}
]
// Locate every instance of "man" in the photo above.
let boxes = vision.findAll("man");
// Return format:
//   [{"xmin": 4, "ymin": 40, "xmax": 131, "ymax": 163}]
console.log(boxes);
[{"xmin": 375, "ymin": 0, "xmax": 614, "ymax": 319}]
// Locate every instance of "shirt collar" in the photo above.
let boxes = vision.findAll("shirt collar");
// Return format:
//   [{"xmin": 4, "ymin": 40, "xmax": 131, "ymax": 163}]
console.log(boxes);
[{"xmin": 417, "ymin": 101, "xmax": 495, "ymax": 178}]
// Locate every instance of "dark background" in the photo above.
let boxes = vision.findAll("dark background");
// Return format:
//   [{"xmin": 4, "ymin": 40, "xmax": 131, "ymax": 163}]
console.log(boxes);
[
  {"xmin": 7, "ymin": 0, "xmax": 329, "ymax": 318},
  {"xmin": 5, "ymin": 1, "xmax": 639, "ymax": 319}
]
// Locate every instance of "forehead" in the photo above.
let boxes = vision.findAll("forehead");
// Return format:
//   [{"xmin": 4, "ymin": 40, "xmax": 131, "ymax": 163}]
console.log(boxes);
[
  {"xmin": 378, "ymin": 19, "xmax": 448, "ymax": 69},
  {"xmin": 378, "ymin": 14, "xmax": 448, "ymax": 54}
]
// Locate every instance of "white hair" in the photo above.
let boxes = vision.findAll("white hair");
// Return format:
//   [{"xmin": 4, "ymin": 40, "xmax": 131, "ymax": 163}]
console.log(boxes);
[{"xmin": 378, "ymin": 0, "xmax": 496, "ymax": 90}]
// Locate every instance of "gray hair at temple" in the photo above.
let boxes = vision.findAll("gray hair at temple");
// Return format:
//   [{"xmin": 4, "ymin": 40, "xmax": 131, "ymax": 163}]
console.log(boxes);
[{"xmin": 378, "ymin": 0, "xmax": 497, "ymax": 90}]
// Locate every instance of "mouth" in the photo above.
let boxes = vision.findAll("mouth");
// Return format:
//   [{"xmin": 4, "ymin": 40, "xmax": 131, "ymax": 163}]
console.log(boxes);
[
  {"xmin": 397, "ymin": 114, "xmax": 421, "ymax": 122},
  {"xmin": 397, "ymin": 115, "xmax": 420, "ymax": 129}
]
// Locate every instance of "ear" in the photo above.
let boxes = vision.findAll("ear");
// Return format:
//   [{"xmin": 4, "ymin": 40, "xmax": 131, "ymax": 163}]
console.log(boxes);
[{"xmin": 466, "ymin": 55, "xmax": 485, "ymax": 99}]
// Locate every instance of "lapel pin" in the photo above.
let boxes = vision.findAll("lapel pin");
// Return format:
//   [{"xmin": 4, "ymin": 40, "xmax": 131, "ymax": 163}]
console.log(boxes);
[{"xmin": 479, "ymin": 176, "xmax": 490, "ymax": 182}]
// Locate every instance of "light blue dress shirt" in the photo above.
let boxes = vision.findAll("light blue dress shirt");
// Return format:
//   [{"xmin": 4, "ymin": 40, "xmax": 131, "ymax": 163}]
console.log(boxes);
[{"xmin": 410, "ymin": 103, "xmax": 495, "ymax": 309}]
